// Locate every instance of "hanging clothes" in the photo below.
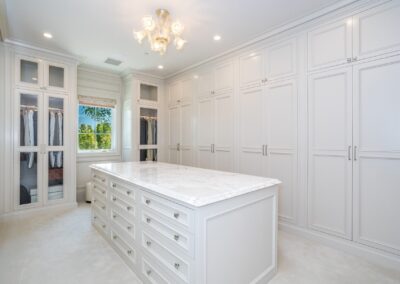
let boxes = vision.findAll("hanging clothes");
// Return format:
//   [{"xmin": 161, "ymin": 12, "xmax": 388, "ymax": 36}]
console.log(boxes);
[
  {"xmin": 49, "ymin": 111, "xmax": 56, "ymax": 168},
  {"xmin": 23, "ymin": 109, "xmax": 35, "ymax": 168},
  {"xmin": 56, "ymin": 111, "xmax": 63, "ymax": 167},
  {"xmin": 147, "ymin": 118, "xmax": 153, "ymax": 161}
]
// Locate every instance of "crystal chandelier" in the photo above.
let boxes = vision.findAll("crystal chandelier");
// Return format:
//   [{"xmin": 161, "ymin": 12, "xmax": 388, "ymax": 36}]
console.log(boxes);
[{"xmin": 134, "ymin": 9, "xmax": 186, "ymax": 55}]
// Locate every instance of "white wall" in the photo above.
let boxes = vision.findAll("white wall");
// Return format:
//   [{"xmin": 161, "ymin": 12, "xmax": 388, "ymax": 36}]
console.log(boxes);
[{"xmin": 76, "ymin": 66, "xmax": 122, "ymax": 201}]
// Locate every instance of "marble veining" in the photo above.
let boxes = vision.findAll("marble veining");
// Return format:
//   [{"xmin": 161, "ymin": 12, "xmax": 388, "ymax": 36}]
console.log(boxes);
[{"xmin": 90, "ymin": 162, "xmax": 281, "ymax": 207}]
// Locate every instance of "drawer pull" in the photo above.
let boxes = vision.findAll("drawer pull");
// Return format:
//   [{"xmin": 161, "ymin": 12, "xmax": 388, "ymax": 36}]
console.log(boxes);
[
  {"xmin": 126, "ymin": 206, "xmax": 132, "ymax": 211},
  {"xmin": 146, "ymin": 241, "xmax": 152, "ymax": 247},
  {"xmin": 102, "ymin": 224, "xmax": 106, "ymax": 229},
  {"xmin": 127, "ymin": 226, "xmax": 132, "ymax": 230},
  {"xmin": 145, "ymin": 199, "xmax": 151, "ymax": 205},
  {"xmin": 112, "ymin": 183, "xmax": 116, "ymax": 188},
  {"xmin": 102, "ymin": 178, "xmax": 106, "ymax": 182},
  {"xmin": 126, "ymin": 190, "xmax": 132, "ymax": 195},
  {"xmin": 93, "ymin": 216, "xmax": 97, "ymax": 220},
  {"xmin": 127, "ymin": 249, "xmax": 133, "ymax": 255},
  {"xmin": 93, "ymin": 199, "xmax": 96, "ymax": 203},
  {"xmin": 146, "ymin": 269, "xmax": 152, "ymax": 276},
  {"xmin": 174, "ymin": 263, "xmax": 180, "ymax": 270},
  {"xmin": 93, "ymin": 174, "xmax": 97, "ymax": 178},
  {"xmin": 112, "ymin": 214, "xmax": 117, "ymax": 219},
  {"xmin": 113, "ymin": 235, "xmax": 117, "ymax": 240},
  {"xmin": 102, "ymin": 190, "xmax": 106, "ymax": 194},
  {"xmin": 112, "ymin": 197, "xmax": 117, "ymax": 201},
  {"xmin": 93, "ymin": 185, "xmax": 96, "ymax": 189},
  {"xmin": 101, "ymin": 206, "xmax": 106, "ymax": 210},
  {"xmin": 174, "ymin": 234, "xmax": 180, "ymax": 241},
  {"xmin": 173, "ymin": 212, "xmax": 180, "ymax": 219},
  {"xmin": 146, "ymin": 217, "xmax": 151, "ymax": 223}
]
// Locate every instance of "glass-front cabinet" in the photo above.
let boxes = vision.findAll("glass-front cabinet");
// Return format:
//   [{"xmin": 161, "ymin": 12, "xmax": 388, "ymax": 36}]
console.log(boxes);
[
  {"xmin": 16, "ymin": 55, "xmax": 67, "ymax": 92},
  {"xmin": 139, "ymin": 107, "xmax": 158, "ymax": 161},
  {"xmin": 15, "ymin": 90, "xmax": 67, "ymax": 208}
]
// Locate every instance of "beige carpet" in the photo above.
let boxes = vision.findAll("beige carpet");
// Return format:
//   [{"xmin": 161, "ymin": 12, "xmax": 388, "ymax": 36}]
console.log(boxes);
[{"xmin": 0, "ymin": 204, "xmax": 399, "ymax": 284}]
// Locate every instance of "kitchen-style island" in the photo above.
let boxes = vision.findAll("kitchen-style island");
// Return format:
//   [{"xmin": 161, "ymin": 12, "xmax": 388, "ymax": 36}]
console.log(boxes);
[{"xmin": 90, "ymin": 162, "xmax": 281, "ymax": 284}]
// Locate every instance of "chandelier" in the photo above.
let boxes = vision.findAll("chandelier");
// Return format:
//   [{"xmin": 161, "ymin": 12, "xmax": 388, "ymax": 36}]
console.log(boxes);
[{"xmin": 134, "ymin": 9, "xmax": 186, "ymax": 55}]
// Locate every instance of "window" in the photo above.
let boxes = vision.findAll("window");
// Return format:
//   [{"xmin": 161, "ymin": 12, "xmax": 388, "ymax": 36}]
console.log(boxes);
[{"xmin": 78, "ymin": 104, "xmax": 115, "ymax": 152}]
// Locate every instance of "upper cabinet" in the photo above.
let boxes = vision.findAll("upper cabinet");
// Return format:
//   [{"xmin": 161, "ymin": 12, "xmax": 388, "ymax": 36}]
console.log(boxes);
[
  {"xmin": 240, "ymin": 38, "xmax": 297, "ymax": 89},
  {"xmin": 16, "ymin": 55, "xmax": 68, "ymax": 92},
  {"xmin": 168, "ymin": 81, "xmax": 182, "ymax": 106},
  {"xmin": 308, "ymin": 1, "xmax": 400, "ymax": 71},
  {"xmin": 139, "ymin": 83, "xmax": 158, "ymax": 105},
  {"xmin": 197, "ymin": 60, "xmax": 234, "ymax": 98}
]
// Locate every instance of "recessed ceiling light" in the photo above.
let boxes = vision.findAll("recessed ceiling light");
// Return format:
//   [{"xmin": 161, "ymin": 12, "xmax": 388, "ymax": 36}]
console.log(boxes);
[
  {"xmin": 193, "ymin": 75, "xmax": 199, "ymax": 79},
  {"xmin": 158, "ymin": 65, "xmax": 164, "ymax": 70},
  {"xmin": 43, "ymin": 32, "xmax": 53, "ymax": 39},
  {"xmin": 213, "ymin": 35, "xmax": 221, "ymax": 41}
]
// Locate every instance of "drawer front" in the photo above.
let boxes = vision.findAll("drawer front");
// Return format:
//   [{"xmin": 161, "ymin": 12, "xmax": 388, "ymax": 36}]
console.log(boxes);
[
  {"xmin": 111, "ymin": 207, "xmax": 135, "ymax": 240},
  {"xmin": 92, "ymin": 195, "xmax": 107, "ymax": 215},
  {"xmin": 142, "ymin": 209, "xmax": 194, "ymax": 257},
  {"xmin": 141, "ymin": 192, "xmax": 194, "ymax": 231},
  {"xmin": 142, "ymin": 231, "xmax": 190, "ymax": 283},
  {"xmin": 92, "ymin": 183, "xmax": 107, "ymax": 198},
  {"xmin": 92, "ymin": 171, "xmax": 107, "ymax": 186},
  {"xmin": 110, "ymin": 179, "xmax": 136, "ymax": 204},
  {"xmin": 111, "ymin": 229, "xmax": 136, "ymax": 264},
  {"xmin": 92, "ymin": 211, "xmax": 108, "ymax": 236},
  {"xmin": 110, "ymin": 192, "xmax": 136, "ymax": 217},
  {"xmin": 142, "ymin": 256, "xmax": 172, "ymax": 284}
]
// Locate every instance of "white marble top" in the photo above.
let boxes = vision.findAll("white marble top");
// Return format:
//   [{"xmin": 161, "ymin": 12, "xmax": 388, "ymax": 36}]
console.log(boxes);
[{"xmin": 90, "ymin": 162, "xmax": 281, "ymax": 207}]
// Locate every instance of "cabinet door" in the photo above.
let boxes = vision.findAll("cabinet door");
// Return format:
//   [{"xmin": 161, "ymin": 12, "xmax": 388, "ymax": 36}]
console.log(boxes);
[
  {"xmin": 45, "ymin": 62, "xmax": 67, "ymax": 92},
  {"xmin": 265, "ymin": 79, "xmax": 297, "ymax": 223},
  {"xmin": 214, "ymin": 61, "xmax": 234, "ymax": 94},
  {"xmin": 180, "ymin": 103, "xmax": 194, "ymax": 166},
  {"xmin": 265, "ymin": 39, "xmax": 296, "ymax": 81},
  {"xmin": 16, "ymin": 56, "xmax": 43, "ymax": 89},
  {"xmin": 168, "ymin": 82, "xmax": 182, "ymax": 106},
  {"xmin": 353, "ymin": 2, "xmax": 400, "ymax": 61},
  {"xmin": 181, "ymin": 77, "xmax": 194, "ymax": 103},
  {"xmin": 197, "ymin": 70, "xmax": 214, "ymax": 98},
  {"xmin": 197, "ymin": 98, "xmax": 214, "ymax": 169},
  {"xmin": 308, "ymin": 67, "xmax": 353, "ymax": 239},
  {"xmin": 238, "ymin": 86, "xmax": 264, "ymax": 176},
  {"xmin": 308, "ymin": 19, "xmax": 352, "ymax": 70},
  {"xmin": 214, "ymin": 93, "xmax": 234, "ymax": 172},
  {"xmin": 239, "ymin": 51, "xmax": 264, "ymax": 89},
  {"xmin": 353, "ymin": 56, "xmax": 400, "ymax": 255},
  {"xmin": 168, "ymin": 106, "xmax": 180, "ymax": 164}
]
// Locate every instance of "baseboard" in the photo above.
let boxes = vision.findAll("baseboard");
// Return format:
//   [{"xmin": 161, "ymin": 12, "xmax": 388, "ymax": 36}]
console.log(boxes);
[
  {"xmin": 0, "ymin": 202, "xmax": 78, "ymax": 220},
  {"xmin": 279, "ymin": 222, "xmax": 400, "ymax": 272}
]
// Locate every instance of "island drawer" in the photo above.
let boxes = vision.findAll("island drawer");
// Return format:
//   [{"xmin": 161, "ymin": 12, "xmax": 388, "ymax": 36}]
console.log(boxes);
[
  {"xmin": 92, "ymin": 171, "xmax": 107, "ymax": 186},
  {"xmin": 142, "ymin": 231, "xmax": 190, "ymax": 283},
  {"xmin": 109, "ymin": 192, "xmax": 136, "ymax": 218},
  {"xmin": 111, "ymin": 229, "xmax": 136, "ymax": 265},
  {"xmin": 110, "ymin": 207, "xmax": 135, "ymax": 241},
  {"xmin": 110, "ymin": 179, "xmax": 136, "ymax": 204},
  {"xmin": 92, "ymin": 183, "xmax": 107, "ymax": 198},
  {"xmin": 92, "ymin": 195, "xmax": 107, "ymax": 215},
  {"xmin": 141, "ymin": 191, "xmax": 194, "ymax": 232},
  {"xmin": 142, "ymin": 209, "xmax": 194, "ymax": 257},
  {"xmin": 92, "ymin": 211, "xmax": 108, "ymax": 236},
  {"xmin": 141, "ymin": 255, "xmax": 174, "ymax": 284}
]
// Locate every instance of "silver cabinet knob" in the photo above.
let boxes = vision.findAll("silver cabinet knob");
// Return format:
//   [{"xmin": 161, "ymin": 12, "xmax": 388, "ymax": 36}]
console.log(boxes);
[
  {"xmin": 101, "ymin": 206, "xmax": 105, "ymax": 210},
  {"xmin": 146, "ymin": 241, "xmax": 152, "ymax": 246},
  {"xmin": 146, "ymin": 217, "xmax": 151, "ymax": 223},
  {"xmin": 102, "ymin": 224, "xmax": 106, "ymax": 229},
  {"xmin": 112, "ymin": 183, "xmax": 116, "ymax": 188},
  {"xmin": 126, "ymin": 206, "xmax": 132, "ymax": 211},
  {"xmin": 347, "ymin": 58, "xmax": 352, "ymax": 63},
  {"xmin": 93, "ymin": 199, "xmax": 96, "ymax": 203},
  {"xmin": 112, "ymin": 214, "xmax": 117, "ymax": 219},
  {"xmin": 127, "ymin": 226, "xmax": 132, "ymax": 231},
  {"xmin": 174, "ymin": 263, "xmax": 180, "ymax": 270},
  {"xmin": 145, "ymin": 199, "xmax": 151, "ymax": 205},
  {"xmin": 126, "ymin": 190, "xmax": 131, "ymax": 195},
  {"xmin": 102, "ymin": 190, "xmax": 106, "ymax": 194},
  {"xmin": 93, "ymin": 185, "xmax": 96, "ymax": 189},
  {"xmin": 112, "ymin": 197, "xmax": 116, "ymax": 201},
  {"xmin": 353, "ymin": 56, "xmax": 358, "ymax": 62},
  {"xmin": 101, "ymin": 178, "xmax": 105, "ymax": 182},
  {"xmin": 146, "ymin": 269, "xmax": 152, "ymax": 276},
  {"xmin": 113, "ymin": 235, "xmax": 117, "ymax": 240},
  {"xmin": 173, "ymin": 212, "xmax": 180, "ymax": 219},
  {"xmin": 93, "ymin": 216, "xmax": 97, "ymax": 220},
  {"xmin": 174, "ymin": 234, "xmax": 180, "ymax": 241},
  {"xmin": 127, "ymin": 249, "xmax": 132, "ymax": 255}
]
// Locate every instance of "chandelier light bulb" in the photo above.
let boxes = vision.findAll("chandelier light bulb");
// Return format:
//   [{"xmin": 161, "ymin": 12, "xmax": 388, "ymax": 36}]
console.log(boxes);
[
  {"xmin": 142, "ymin": 15, "xmax": 155, "ymax": 31},
  {"xmin": 171, "ymin": 21, "xmax": 184, "ymax": 36},
  {"xmin": 174, "ymin": 37, "xmax": 187, "ymax": 50},
  {"xmin": 133, "ymin": 30, "xmax": 146, "ymax": 44}
]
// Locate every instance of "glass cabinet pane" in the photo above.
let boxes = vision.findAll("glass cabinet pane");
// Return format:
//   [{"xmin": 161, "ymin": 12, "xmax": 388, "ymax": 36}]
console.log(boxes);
[
  {"xmin": 20, "ymin": 94, "xmax": 38, "ymax": 147},
  {"xmin": 19, "ymin": 152, "xmax": 38, "ymax": 205},
  {"xmin": 20, "ymin": 60, "xmax": 39, "ymax": 84},
  {"xmin": 140, "ymin": 108, "xmax": 157, "ymax": 145},
  {"xmin": 48, "ymin": 151, "xmax": 64, "ymax": 201},
  {"xmin": 140, "ymin": 149, "xmax": 157, "ymax": 162},
  {"xmin": 48, "ymin": 97, "xmax": 64, "ymax": 146},
  {"xmin": 140, "ymin": 84, "xmax": 158, "ymax": 102},
  {"xmin": 48, "ymin": 65, "xmax": 65, "ymax": 88}
]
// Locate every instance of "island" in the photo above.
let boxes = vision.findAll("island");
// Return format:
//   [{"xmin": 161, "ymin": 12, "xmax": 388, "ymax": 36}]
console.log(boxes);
[{"xmin": 90, "ymin": 162, "xmax": 281, "ymax": 284}]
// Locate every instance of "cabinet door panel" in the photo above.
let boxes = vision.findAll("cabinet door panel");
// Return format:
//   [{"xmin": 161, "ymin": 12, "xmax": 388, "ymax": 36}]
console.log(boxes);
[
  {"xmin": 214, "ymin": 62, "xmax": 234, "ymax": 94},
  {"xmin": 353, "ymin": 57, "xmax": 400, "ymax": 254},
  {"xmin": 197, "ymin": 98, "xmax": 214, "ymax": 169},
  {"xmin": 180, "ymin": 103, "xmax": 194, "ymax": 166},
  {"xmin": 168, "ymin": 106, "xmax": 180, "ymax": 164},
  {"xmin": 181, "ymin": 78, "xmax": 193, "ymax": 103},
  {"xmin": 238, "ymin": 87, "xmax": 264, "ymax": 175},
  {"xmin": 214, "ymin": 93, "xmax": 234, "ymax": 172},
  {"xmin": 197, "ymin": 71, "xmax": 213, "ymax": 98},
  {"xmin": 308, "ymin": 68, "xmax": 353, "ymax": 239},
  {"xmin": 239, "ymin": 51, "xmax": 263, "ymax": 89},
  {"xmin": 266, "ymin": 39, "xmax": 296, "ymax": 81},
  {"xmin": 308, "ymin": 19, "xmax": 352, "ymax": 70},
  {"xmin": 353, "ymin": 2, "xmax": 400, "ymax": 60},
  {"xmin": 168, "ymin": 82, "xmax": 181, "ymax": 106}
]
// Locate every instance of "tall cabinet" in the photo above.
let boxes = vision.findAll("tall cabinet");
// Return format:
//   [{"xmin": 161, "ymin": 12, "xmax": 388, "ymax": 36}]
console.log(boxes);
[{"xmin": 8, "ymin": 48, "xmax": 77, "ymax": 213}]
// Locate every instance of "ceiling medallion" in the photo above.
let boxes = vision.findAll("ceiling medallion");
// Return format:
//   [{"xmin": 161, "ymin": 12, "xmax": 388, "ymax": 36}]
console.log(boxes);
[{"xmin": 134, "ymin": 9, "xmax": 186, "ymax": 55}]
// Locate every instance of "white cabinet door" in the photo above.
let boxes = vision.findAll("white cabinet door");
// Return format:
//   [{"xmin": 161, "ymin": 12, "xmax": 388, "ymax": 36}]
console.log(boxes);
[
  {"xmin": 197, "ymin": 98, "xmax": 214, "ymax": 169},
  {"xmin": 180, "ymin": 103, "xmax": 194, "ymax": 166},
  {"xmin": 265, "ymin": 79, "xmax": 297, "ymax": 223},
  {"xmin": 308, "ymin": 67, "xmax": 353, "ymax": 239},
  {"xmin": 308, "ymin": 19, "xmax": 352, "ymax": 70},
  {"xmin": 214, "ymin": 93, "xmax": 234, "ymax": 172},
  {"xmin": 239, "ymin": 50, "xmax": 264, "ymax": 89},
  {"xmin": 214, "ymin": 61, "xmax": 234, "ymax": 94},
  {"xmin": 197, "ymin": 70, "xmax": 214, "ymax": 98},
  {"xmin": 353, "ymin": 56, "xmax": 400, "ymax": 255},
  {"xmin": 353, "ymin": 2, "xmax": 400, "ymax": 61},
  {"xmin": 168, "ymin": 106, "xmax": 180, "ymax": 164},
  {"xmin": 181, "ymin": 77, "xmax": 194, "ymax": 103},
  {"xmin": 238, "ymin": 86, "xmax": 265, "ymax": 176},
  {"xmin": 168, "ymin": 82, "xmax": 182, "ymax": 106},
  {"xmin": 265, "ymin": 39, "xmax": 297, "ymax": 81}
]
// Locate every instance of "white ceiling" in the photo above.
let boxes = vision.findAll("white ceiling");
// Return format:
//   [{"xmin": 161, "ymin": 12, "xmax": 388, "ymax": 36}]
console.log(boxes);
[{"xmin": 3, "ymin": 0, "xmax": 348, "ymax": 77}]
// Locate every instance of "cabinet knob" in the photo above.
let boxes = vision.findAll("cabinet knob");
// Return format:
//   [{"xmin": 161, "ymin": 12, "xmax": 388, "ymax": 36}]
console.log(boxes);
[
  {"xmin": 102, "ymin": 224, "xmax": 106, "ymax": 229},
  {"xmin": 146, "ymin": 217, "xmax": 151, "ymax": 223},
  {"xmin": 126, "ymin": 206, "xmax": 132, "ymax": 211},
  {"xmin": 93, "ymin": 216, "xmax": 97, "ymax": 220},
  {"xmin": 101, "ymin": 178, "xmax": 105, "ymax": 182},
  {"xmin": 127, "ymin": 226, "xmax": 132, "ymax": 231},
  {"xmin": 112, "ymin": 214, "xmax": 117, "ymax": 219},
  {"xmin": 126, "ymin": 190, "xmax": 131, "ymax": 195},
  {"xmin": 347, "ymin": 58, "xmax": 352, "ymax": 63},
  {"xmin": 174, "ymin": 234, "xmax": 180, "ymax": 241},
  {"xmin": 112, "ymin": 197, "xmax": 116, "ymax": 201},
  {"xmin": 101, "ymin": 206, "xmax": 105, "ymax": 210},
  {"xmin": 173, "ymin": 212, "xmax": 180, "ymax": 219},
  {"xmin": 146, "ymin": 241, "xmax": 152, "ymax": 246},
  {"xmin": 146, "ymin": 269, "xmax": 152, "ymax": 276},
  {"xmin": 127, "ymin": 249, "xmax": 132, "ymax": 255},
  {"xmin": 113, "ymin": 235, "xmax": 117, "ymax": 240},
  {"xmin": 112, "ymin": 183, "xmax": 116, "ymax": 188},
  {"xmin": 102, "ymin": 190, "xmax": 105, "ymax": 194},
  {"xmin": 174, "ymin": 263, "xmax": 180, "ymax": 270},
  {"xmin": 145, "ymin": 199, "xmax": 151, "ymax": 205}
]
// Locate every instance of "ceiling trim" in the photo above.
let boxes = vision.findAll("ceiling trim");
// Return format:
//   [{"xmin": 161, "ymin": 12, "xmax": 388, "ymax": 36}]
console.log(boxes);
[
  {"xmin": 0, "ymin": 0, "xmax": 8, "ymax": 40},
  {"xmin": 165, "ymin": 0, "xmax": 365, "ymax": 79}
]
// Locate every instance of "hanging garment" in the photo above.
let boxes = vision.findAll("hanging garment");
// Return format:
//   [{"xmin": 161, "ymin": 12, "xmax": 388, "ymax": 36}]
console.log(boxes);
[
  {"xmin": 49, "ymin": 111, "xmax": 56, "ymax": 168},
  {"xmin": 56, "ymin": 112, "xmax": 63, "ymax": 168},
  {"xmin": 147, "ymin": 118, "xmax": 153, "ymax": 161},
  {"xmin": 27, "ymin": 110, "xmax": 35, "ymax": 168}
]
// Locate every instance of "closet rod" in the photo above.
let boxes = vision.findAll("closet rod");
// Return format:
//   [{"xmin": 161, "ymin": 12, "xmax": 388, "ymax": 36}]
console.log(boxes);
[
  {"xmin": 140, "ymin": 115, "xmax": 157, "ymax": 120},
  {"xmin": 20, "ymin": 105, "xmax": 64, "ymax": 112}
]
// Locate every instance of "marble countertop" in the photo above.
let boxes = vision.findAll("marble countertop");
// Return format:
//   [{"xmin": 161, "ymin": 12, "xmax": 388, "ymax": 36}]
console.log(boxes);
[{"xmin": 90, "ymin": 162, "xmax": 281, "ymax": 207}]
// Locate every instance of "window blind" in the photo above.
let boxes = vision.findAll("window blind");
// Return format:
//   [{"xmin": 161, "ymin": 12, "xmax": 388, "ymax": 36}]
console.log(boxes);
[{"xmin": 78, "ymin": 95, "xmax": 117, "ymax": 108}]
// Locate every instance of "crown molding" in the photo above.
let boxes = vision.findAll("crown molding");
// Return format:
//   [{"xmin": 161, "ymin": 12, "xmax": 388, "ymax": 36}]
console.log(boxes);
[{"xmin": 120, "ymin": 68, "xmax": 164, "ymax": 81}]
